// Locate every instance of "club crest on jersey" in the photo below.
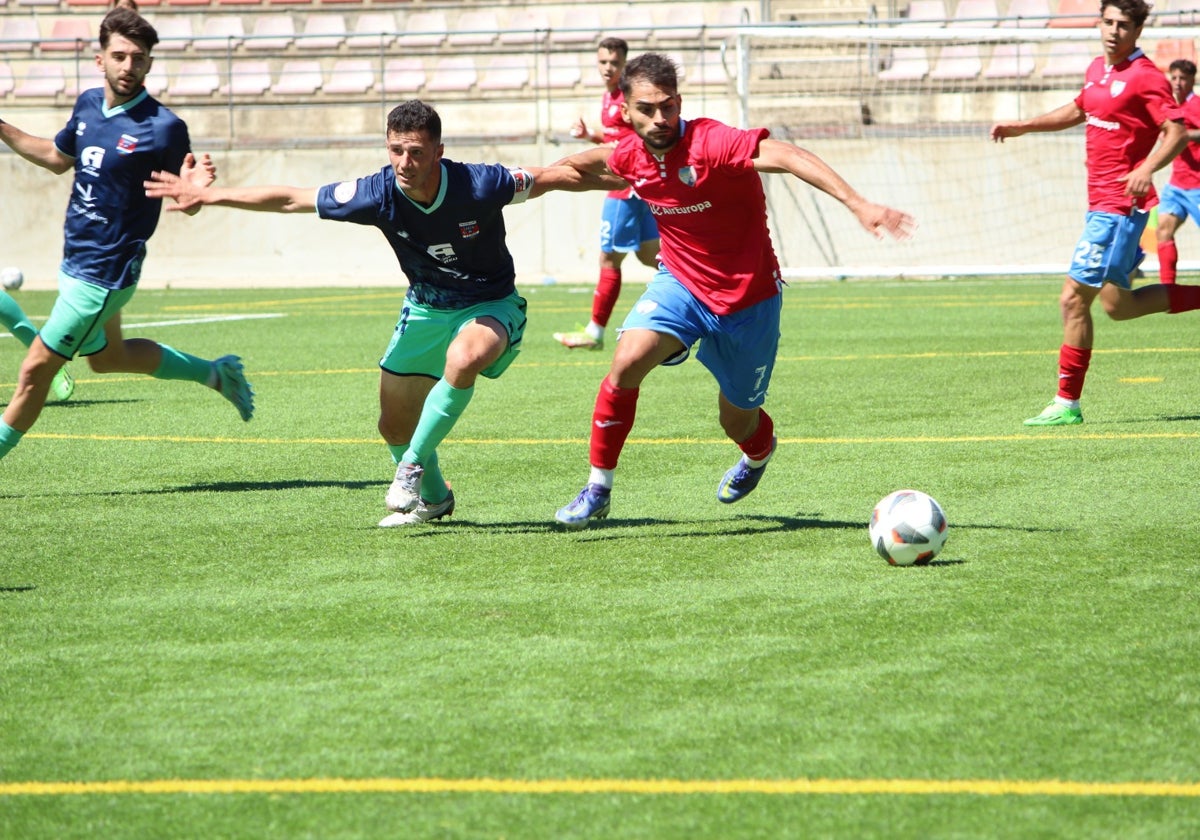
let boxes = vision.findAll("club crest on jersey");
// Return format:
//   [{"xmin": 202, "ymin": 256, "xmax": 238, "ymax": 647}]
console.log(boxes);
[
  {"xmin": 116, "ymin": 133, "xmax": 138, "ymax": 154},
  {"xmin": 458, "ymin": 220, "xmax": 480, "ymax": 239},
  {"xmin": 1111, "ymin": 80, "xmax": 1126, "ymax": 97},
  {"xmin": 678, "ymin": 166, "xmax": 697, "ymax": 187}
]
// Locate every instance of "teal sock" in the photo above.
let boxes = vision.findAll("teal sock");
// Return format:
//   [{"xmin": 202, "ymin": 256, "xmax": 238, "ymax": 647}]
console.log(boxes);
[
  {"xmin": 0, "ymin": 291, "xmax": 38, "ymax": 347},
  {"xmin": 401, "ymin": 379, "xmax": 474, "ymax": 466},
  {"xmin": 152, "ymin": 344, "xmax": 213, "ymax": 384},
  {"xmin": 0, "ymin": 420, "xmax": 24, "ymax": 460}
]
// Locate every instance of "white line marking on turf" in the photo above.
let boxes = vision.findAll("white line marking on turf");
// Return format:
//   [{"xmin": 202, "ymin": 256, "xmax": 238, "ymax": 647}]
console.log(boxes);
[{"xmin": 123, "ymin": 314, "xmax": 286, "ymax": 329}]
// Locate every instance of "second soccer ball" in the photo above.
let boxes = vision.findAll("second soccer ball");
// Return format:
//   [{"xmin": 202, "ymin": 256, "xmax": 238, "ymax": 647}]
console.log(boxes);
[{"xmin": 1, "ymin": 266, "xmax": 23, "ymax": 291}]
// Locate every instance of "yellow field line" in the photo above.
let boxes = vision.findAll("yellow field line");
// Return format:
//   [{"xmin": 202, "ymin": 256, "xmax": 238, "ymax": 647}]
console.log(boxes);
[
  {"xmin": 3, "ymin": 776, "xmax": 1199, "ymax": 798},
  {"xmin": 25, "ymin": 431, "xmax": 1200, "ymax": 446}
]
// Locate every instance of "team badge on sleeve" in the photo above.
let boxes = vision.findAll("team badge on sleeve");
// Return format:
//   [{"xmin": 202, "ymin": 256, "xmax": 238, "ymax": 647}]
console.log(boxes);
[
  {"xmin": 508, "ymin": 167, "xmax": 535, "ymax": 204},
  {"xmin": 333, "ymin": 181, "xmax": 357, "ymax": 204}
]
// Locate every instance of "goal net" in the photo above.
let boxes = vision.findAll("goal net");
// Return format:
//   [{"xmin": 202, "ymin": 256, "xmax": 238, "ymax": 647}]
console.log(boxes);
[{"xmin": 727, "ymin": 21, "xmax": 1200, "ymax": 279}]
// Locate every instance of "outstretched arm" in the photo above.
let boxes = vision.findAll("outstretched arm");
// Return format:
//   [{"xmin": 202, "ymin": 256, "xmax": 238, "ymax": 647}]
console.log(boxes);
[
  {"xmin": 990, "ymin": 101, "xmax": 1085, "ymax": 142},
  {"xmin": 145, "ymin": 154, "xmax": 316, "ymax": 213},
  {"xmin": 0, "ymin": 117, "xmax": 73, "ymax": 174},
  {"xmin": 525, "ymin": 147, "xmax": 627, "ymax": 197},
  {"xmin": 753, "ymin": 139, "xmax": 915, "ymax": 240}
]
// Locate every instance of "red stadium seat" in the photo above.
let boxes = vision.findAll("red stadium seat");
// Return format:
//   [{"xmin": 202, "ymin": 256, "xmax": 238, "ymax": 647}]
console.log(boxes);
[
  {"xmin": 379, "ymin": 56, "xmax": 425, "ymax": 94},
  {"xmin": 1153, "ymin": 38, "xmax": 1197, "ymax": 71},
  {"xmin": 41, "ymin": 19, "xmax": 95, "ymax": 53},
  {"xmin": 448, "ymin": 10, "xmax": 498, "ymax": 47},
  {"xmin": 477, "ymin": 54, "xmax": 530, "ymax": 91},
  {"xmin": 167, "ymin": 59, "xmax": 221, "ymax": 96},
  {"xmin": 1048, "ymin": 0, "xmax": 1098, "ymax": 28},
  {"xmin": 324, "ymin": 58, "xmax": 374, "ymax": 94},
  {"xmin": 0, "ymin": 18, "xmax": 40, "ymax": 54},
  {"xmin": 344, "ymin": 12, "xmax": 397, "ymax": 50},
  {"xmin": 15, "ymin": 62, "xmax": 67, "ymax": 96},
  {"xmin": 271, "ymin": 59, "xmax": 322, "ymax": 95},
  {"xmin": 220, "ymin": 59, "xmax": 272, "ymax": 95},
  {"xmin": 396, "ymin": 11, "xmax": 446, "ymax": 49},
  {"xmin": 424, "ymin": 56, "xmax": 477, "ymax": 93},
  {"xmin": 245, "ymin": 15, "xmax": 295, "ymax": 51},
  {"xmin": 195, "ymin": 15, "xmax": 245, "ymax": 52},
  {"xmin": 296, "ymin": 14, "xmax": 347, "ymax": 51}
]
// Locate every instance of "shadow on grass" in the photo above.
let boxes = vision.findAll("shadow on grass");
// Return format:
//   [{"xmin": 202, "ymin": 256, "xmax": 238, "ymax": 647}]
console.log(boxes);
[{"xmin": 0, "ymin": 585, "xmax": 36, "ymax": 593}]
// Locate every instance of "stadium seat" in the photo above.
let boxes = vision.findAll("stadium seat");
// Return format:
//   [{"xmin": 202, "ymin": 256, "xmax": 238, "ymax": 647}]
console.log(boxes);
[
  {"xmin": 344, "ymin": 12, "xmax": 397, "ymax": 50},
  {"xmin": 1048, "ymin": 0, "xmax": 1097, "ymax": 28},
  {"xmin": 477, "ymin": 54, "xmax": 530, "ymax": 91},
  {"xmin": 195, "ymin": 15, "xmax": 245, "ymax": 52},
  {"xmin": 448, "ymin": 9, "xmax": 498, "ymax": 47},
  {"xmin": 612, "ymin": 6, "xmax": 654, "ymax": 44},
  {"xmin": 164, "ymin": 0, "xmax": 211, "ymax": 8},
  {"xmin": 660, "ymin": 4, "xmax": 707, "ymax": 41},
  {"xmin": 983, "ymin": 42, "xmax": 1037, "ymax": 78},
  {"xmin": 66, "ymin": 65, "xmax": 105, "ymax": 96},
  {"xmin": 424, "ymin": 56, "xmax": 477, "ymax": 93},
  {"xmin": 296, "ymin": 14, "xmax": 347, "ymax": 50},
  {"xmin": 929, "ymin": 43, "xmax": 983, "ymax": 79},
  {"xmin": 1162, "ymin": 0, "xmax": 1200, "ymax": 26},
  {"xmin": 245, "ymin": 15, "xmax": 296, "ymax": 51},
  {"xmin": 41, "ymin": 18, "xmax": 95, "ymax": 53},
  {"xmin": 378, "ymin": 56, "xmax": 425, "ymax": 94},
  {"xmin": 949, "ymin": 0, "xmax": 999, "ymax": 25},
  {"xmin": 1153, "ymin": 38, "xmax": 1197, "ymax": 71},
  {"xmin": 1002, "ymin": 0, "xmax": 1052, "ymax": 26},
  {"xmin": 153, "ymin": 17, "xmax": 195, "ymax": 52},
  {"xmin": 691, "ymin": 48, "xmax": 735, "ymax": 85},
  {"xmin": 271, "ymin": 59, "xmax": 322, "ymax": 94},
  {"xmin": 499, "ymin": 8, "xmax": 549, "ymax": 46},
  {"xmin": 708, "ymin": 5, "xmax": 752, "ymax": 39},
  {"xmin": 16, "ymin": 0, "xmax": 60, "ymax": 7},
  {"xmin": 549, "ymin": 7, "xmax": 602, "ymax": 45},
  {"xmin": 220, "ymin": 58, "xmax": 271, "ymax": 95},
  {"xmin": 65, "ymin": 0, "xmax": 113, "ymax": 7},
  {"xmin": 1040, "ymin": 40, "xmax": 1094, "ymax": 76},
  {"xmin": 0, "ymin": 18, "xmax": 39, "ymax": 53},
  {"xmin": 903, "ymin": 0, "xmax": 948, "ymax": 23},
  {"xmin": 0, "ymin": 61, "xmax": 13, "ymax": 96},
  {"xmin": 324, "ymin": 57, "xmax": 374, "ymax": 93},
  {"xmin": 545, "ymin": 52, "xmax": 583, "ymax": 89},
  {"xmin": 167, "ymin": 59, "xmax": 221, "ymax": 96},
  {"xmin": 878, "ymin": 46, "xmax": 930, "ymax": 80},
  {"xmin": 144, "ymin": 57, "xmax": 168, "ymax": 95},
  {"xmin": 14, "ymin": 62, "xmax": 66, "ymax": 96},
  {"xmin": 218, "ymin": 0, "xmax": 261, "ymax": 7},
  {"xmin": 396, "ymin": 11, "xmax": 446, "ymax": 49}
]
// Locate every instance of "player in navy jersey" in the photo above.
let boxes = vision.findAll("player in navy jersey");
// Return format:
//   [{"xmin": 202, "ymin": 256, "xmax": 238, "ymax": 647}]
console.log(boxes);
[
  {"xmin": 992, "ymin": 0, "xmax": 1200, "ymax": 427},
  {"xmin": 555, "ymin": 36, "xmax": 660, "ymax": 351},
  {"xmin": 0, "ymin": 8, "xmax": 253, "ymax": 464},
  {"xmin": 550, "ymin": 53, "xmax": 915, "ymax": 529},
  {"xmin": 145, "ymin": 100, "xmax": 623, "ymax": 527}
]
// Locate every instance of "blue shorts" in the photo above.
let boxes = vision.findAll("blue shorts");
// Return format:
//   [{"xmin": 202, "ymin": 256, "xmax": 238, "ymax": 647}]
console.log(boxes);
[
  {"xmin": 379, "ymin": 292, "xmax": 527, "ymax": 380},
  {"xmin": 1158, "ymin": 183, "xmax": 1200, "ymax": 225},
  {"xmin": 620, "ymin": 268, "xmax": 781, "ymax": 409},
  {"xmin": 39, "ymin": 272, "xmax": 137, "ymax": 359},
  {"xmin": 600, "ymin": 195, "xmax": 659, "ymax": 254},
  {"xmin": 1068, "ymin": 210, "xmax": 1148, "ymax": 289}
]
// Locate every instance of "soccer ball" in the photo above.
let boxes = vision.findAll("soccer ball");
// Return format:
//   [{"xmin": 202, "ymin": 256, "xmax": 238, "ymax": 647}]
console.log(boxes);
[
  {"xmin": 1, "ymin": 266, "xmax": 23, "ymax": 291},
  {"xmin": 869, "ymin": 489, "xmax": 948, "ymax": 566}
]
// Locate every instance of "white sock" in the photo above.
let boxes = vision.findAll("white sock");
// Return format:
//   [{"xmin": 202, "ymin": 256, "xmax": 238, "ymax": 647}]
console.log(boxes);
[
  {"xmin": 1053, "ymin": 396, "xmax": 1080, "ymax": 409},
  {"xmin": 589, "ymin": 467, "xmax": 614, "ymax": 489},
  {"xmin": 585, "ymin": 321, "xmax": 604, "ymax": 341}
]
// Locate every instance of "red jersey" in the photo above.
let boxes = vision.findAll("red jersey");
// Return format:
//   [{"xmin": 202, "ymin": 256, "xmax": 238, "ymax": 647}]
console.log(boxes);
[
  {"xmin": 1169, "ymin": 92, "xmax": 1200, "ymax": 190},
  {"xmin": 600, "ymin": 88, "xmax": 635, "ymax": 199},
  {"xmin": 1075, "ymin": 49, "xmax": 1180, "ymax": 213},
  {"xmin": 607, "ymin": 118, "xmax": 779, "ymax": 315}
]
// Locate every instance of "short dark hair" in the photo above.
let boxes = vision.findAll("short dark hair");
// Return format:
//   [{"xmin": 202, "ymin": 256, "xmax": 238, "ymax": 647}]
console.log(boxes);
[
  {"xmin": 1170, "ymin": 58, "xmax": 1198, "ymax": 76},
  {"xmin": 110, "ymin": 0, "xmax": 139, "ymax": 11},
  {"xmin": 99, "ymin": 6, "xmax": 157, "ymax": 50},
  {"xmin": 1100, "ymin": 0, "xmax": 1151, "ymax": 28},
  {"xmin": 619, "ymin": 52, "xmax": 679, "ymax": 99},
  {"xmin": 598, "ymin": 37, "xmax": 628, "ymax": 58},
  {"xmin": 386, "ymin": 100, "xmax": 441, "ymax": 144}
]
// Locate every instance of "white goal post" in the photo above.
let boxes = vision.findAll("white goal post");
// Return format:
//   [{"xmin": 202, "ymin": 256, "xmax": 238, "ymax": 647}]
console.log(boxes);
[{"xmin": 723, "ymin": 22, "xmax": 1200, "ymax": 279}]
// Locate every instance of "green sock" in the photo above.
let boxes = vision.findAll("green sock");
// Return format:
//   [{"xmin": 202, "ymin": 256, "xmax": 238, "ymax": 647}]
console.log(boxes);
[
  {"xmin": 0, "ymin": 291, "xmax": 38, "ymax": 347},
  {"xmin": 153, "ymin": 344, "xmax": 213, "ymax": 384},
  {"xmin": 401, "ymin": 379, "xmax": 474, "ymax": 467},
  {"xmin": 0, "ymin": 420, "xmax": 24, "ymax": 460}
]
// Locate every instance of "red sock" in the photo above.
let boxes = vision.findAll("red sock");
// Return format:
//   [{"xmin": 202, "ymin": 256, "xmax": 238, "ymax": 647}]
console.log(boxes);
[
  {"xmin": 738, "ymin": 410, "xmax": 775, "ymax": 461},
  {"xmin": 1056, "ymin": 344, "xmax": 1091, "ymax": 401},
  {"xmin": 1166, "ymin": 282, "xmax": 1200, "ymax": 313},
  {"xmin": 590, "ymin": 377, "xmax": 638, "ymax": 470},
  {"xmin": 592, "ymin": 267, "xmax": 622, "ymax": 328},
  {"xmin": 1158, "ymin": 240, "xmax": 1178, "ymax": 285}
]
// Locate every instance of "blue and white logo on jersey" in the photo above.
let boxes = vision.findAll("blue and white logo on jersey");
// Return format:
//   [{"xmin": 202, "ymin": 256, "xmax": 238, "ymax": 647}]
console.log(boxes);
[
  {"xmin": 458, "ymin": 220, "xmax": 480, "ymax": 239},
  {"xmin": 333, "ymin": 181, "xmax": 357, "ymax": 204},
  {"xmin": 81, "ymin": 146, "xmax": 105, "ymax": 175},
  {"xmin": 76, "ymin": 121, "xmax": 87, "ymax": 136},
  {"xmin": 678, "ymin": 166, "xmax": 697, "ymax": 187},
  {"xmin": 116, "ymin": 133, "xmax": 139, "ymax": 154}
]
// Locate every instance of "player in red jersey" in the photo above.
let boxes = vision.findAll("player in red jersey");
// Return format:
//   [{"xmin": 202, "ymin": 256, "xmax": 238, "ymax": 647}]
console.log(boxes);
[
  {"xmin": 554, "ymin": 37, "xmax": 660, "ymax": 351},
  {"xmin": 551, "ymin": 52, "xmax": 914, "ymax": 529},
  {"xmin": 1155, "ymin": 59, "xmax": 1200, "ymax": 285},
  {"xmin": 991, "ymin": 0, "xmax": 1198, "ymax": 427}
]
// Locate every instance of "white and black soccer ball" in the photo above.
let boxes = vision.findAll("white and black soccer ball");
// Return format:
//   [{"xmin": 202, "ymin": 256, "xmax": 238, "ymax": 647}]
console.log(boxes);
[
  {"xmin": 869, "ymin": 489, "xmax": 948, "ymax": 566},
  {"xmin": 1, "ymin": 266, "xmax": 23, "ymax": 291}
]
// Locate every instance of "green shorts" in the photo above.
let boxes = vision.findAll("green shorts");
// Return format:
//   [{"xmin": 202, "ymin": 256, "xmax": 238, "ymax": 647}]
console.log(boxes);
[
  {"xmin": 39, "ymin": 273, "xmax": 137, "ymax": 359},
  {"xmin": 379, "ymin": 292, "xmax": 527, "ymax": 380}
]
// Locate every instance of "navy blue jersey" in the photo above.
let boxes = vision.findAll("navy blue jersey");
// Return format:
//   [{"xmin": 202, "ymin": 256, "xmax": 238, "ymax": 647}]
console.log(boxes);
[
  {"xmin": 316, "ymin": 159, "xmax": 532, "ymax": 309},
  {"xmin": 53, "ymin": 88, "xmax": 191, "ymax": 290}
]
